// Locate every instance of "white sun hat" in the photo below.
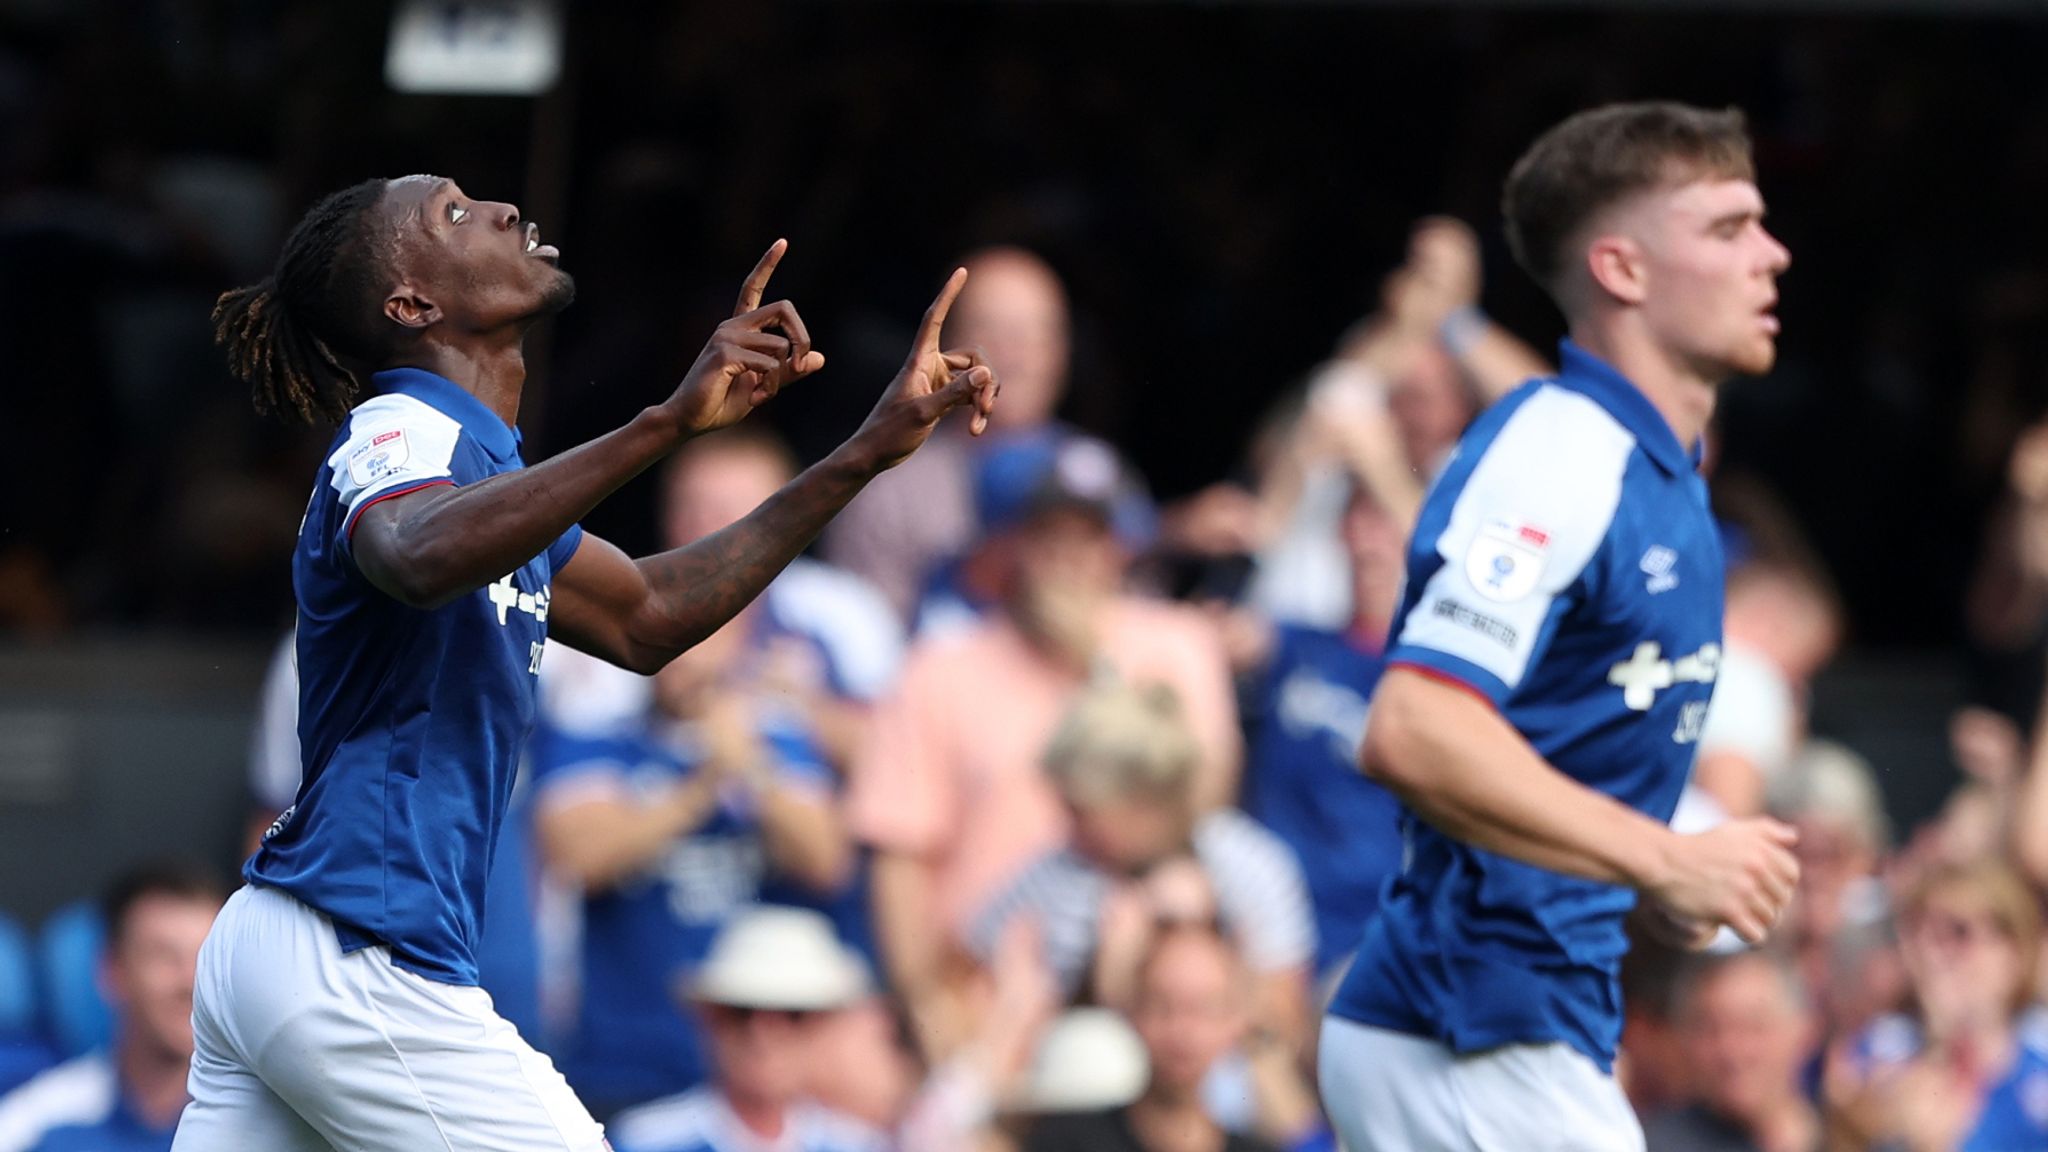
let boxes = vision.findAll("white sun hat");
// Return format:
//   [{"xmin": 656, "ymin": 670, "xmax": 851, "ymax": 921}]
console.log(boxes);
[
  {"xmin": 1009, "ymin": 1008, "xmax": 1150, "ymax": 1114},
  {"xmin": 685, "ymin": 905, "xmax": 871, "ymax": 1011}
]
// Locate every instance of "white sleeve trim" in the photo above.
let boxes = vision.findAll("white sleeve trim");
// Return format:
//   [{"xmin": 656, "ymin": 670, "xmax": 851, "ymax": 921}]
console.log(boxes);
[
  {"xmin": 327, "ymin": 393, "xmax": 463, "ymax": 520},
  {"xmin": 1396, "ymin": 385, "xmax": 1634, "ymax": 692}
]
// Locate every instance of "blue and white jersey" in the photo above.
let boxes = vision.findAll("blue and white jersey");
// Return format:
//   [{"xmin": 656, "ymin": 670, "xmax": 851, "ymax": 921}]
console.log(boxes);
[
  {"xmin": 248, "ymin": 367, "xmax": 584, "ymax": 988},
  {"xmin": 1242, "ymin": 624, "xmax": 1398, "ymax": 977},
  {"xmin": 1851, "ymin": 1015, "xmax": 2048, "ymax": 1149},
  {"xmin": 529, "ymin": 716, "xmax": 835, "ymax": 1116},
  {"xmin": 0, "ymin": 1052, "xmax": 173, "ymax": 1152},
  {"xmin": 609, "ymin": 1087, "xmax": 888, "ymax": 1152},
  {"xmin": 1328, "ymin": 341, "xmax": 1725, "ymax": 1071}
]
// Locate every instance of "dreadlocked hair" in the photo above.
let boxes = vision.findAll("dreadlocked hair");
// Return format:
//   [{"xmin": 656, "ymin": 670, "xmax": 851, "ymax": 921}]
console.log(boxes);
[{"xmin": 214, "ymin": 178, "xmax": 395, "ymax": 425}]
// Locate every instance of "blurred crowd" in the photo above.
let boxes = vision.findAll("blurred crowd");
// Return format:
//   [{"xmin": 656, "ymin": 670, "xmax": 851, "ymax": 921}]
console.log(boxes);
[{"xmin": 10, "ymin": 219, "xmax": 2048, "ymax": 1152}]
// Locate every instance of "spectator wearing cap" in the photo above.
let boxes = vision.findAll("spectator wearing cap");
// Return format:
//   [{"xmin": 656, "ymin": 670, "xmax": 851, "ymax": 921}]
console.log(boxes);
[
  {"xmin": 969, "ymin": 679, "xmax": 1315, "ymax": 1053},
  {"xmin": 825, "ymin": 246, "xmax": 1080, "ymax": 623},
  {"xmin": 0, "ymin": 864, "xmax": 223, "ymax": 1152},
  {"xmin": 1024, "ymin": 926, "xmax": 1327, "ymax": 1152},
  {"xmin": 849, "ymin": 435, "xmax": 1240, "ymax": 1063},
  {"xmin": 1642, "ymin": 951, "xmax": 1822, "ymax": 1152},
  {"xmin": 608, "ymin": 907, "xmax": 888, "ymax": 1152}
]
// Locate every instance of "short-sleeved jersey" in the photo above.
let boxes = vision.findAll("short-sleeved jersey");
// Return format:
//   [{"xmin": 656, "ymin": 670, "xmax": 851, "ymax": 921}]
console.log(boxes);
[
  {"xmin": 1328, "ymin": 341, "xmax": 1725, "ymax": 1070},
  {"xmin": 247, "ymin": 367, "xmax": 584, "ymax": 987},
  {"xmin": 1241, "ymin": 624, "xmax": 1398, "ymax": 976},
  {"xmin": 529, "ymin": 715, "xmax": 835, "ymax": 1116}
]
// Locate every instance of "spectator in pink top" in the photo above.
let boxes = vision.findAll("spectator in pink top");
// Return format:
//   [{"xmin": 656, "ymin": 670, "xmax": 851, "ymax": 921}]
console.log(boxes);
[{"xmin": 849, "ymin": 435, "xmax": 1240, "ymax": 1062}]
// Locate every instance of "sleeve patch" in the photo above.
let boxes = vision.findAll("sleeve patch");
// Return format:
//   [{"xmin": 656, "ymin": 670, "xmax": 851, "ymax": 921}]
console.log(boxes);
[
  {"xmin": 1463, "ymin": 519, "xmax": 1550, "ymax": 603},
  {"xmin": 347, "ymin": 428, "xmax": 412, "ymax": 489}
]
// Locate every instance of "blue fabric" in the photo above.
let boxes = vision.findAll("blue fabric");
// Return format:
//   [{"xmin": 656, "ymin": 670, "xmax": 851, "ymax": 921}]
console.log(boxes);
[
  {"xmin": 530, "ymin": 716, "xmax": 835, "ymax": 1117},
  {"xmin": 35, "ymin": 904, "xmax": 108, "ymax": 1058},
  {"xmin": 1848, "ymin": 1016, "xmax": 2048, "ymax": 1151},
  {"xmin": 1241, "ymin": 625, "xmax": 1396, "ymax": 976},
  {"xmin": 1329, "ymin": 341, "xmax": 1727, "ymax": 1071},
  {"xmin": 247, "ymin": 367, "xmax": 583, "ymax": 987}
]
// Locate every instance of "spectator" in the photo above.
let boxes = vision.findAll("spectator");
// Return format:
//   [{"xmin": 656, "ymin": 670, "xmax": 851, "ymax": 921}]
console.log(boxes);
[
  {"xmin": 970, "ymin": 679, "xmax": 1314, "ymax": 1051},
  {"xmin": 607, "ymin": 907, "xmax": 887, "ymax": 1152},
  {"xmin": 1642, "ymin": 951, "xmax": 1822, "ymax": 1152},
  {"xmin": 1023, "ymin": 925, "xmax": 1327, "ymax": 1152},
  {"xmin": 852, "ymin": 437, "xmax": 1240, "ymax": 1061},
  {"xmin": 1243, "ymin": 216, "xmax": 1550, "ymax": 628},
  {"xmin": 1691, "ymin": 556, "xmax": 1844, "ymax": 819},
  {"xmin": 825, "ymin": 245, "xmax": 1078, "ymax": 622},
  {"xmin": 1767, "ymin": 741, "xmax": 1899, "ymax": 1042},
  {"xmin": 1236, "ymin": 478, "xmax": 1407, "ymax": 981},
  {"xmin": 530, "ymin": 614, "xmax": 854, "ymax": 1121},
  {"xmin": 0, "ymin": 864, "xmax": 223, "ymax": 1152},
  {"xmin": 1824, "ymin": 861, "xmax": 2048, "ymax": 1151}
]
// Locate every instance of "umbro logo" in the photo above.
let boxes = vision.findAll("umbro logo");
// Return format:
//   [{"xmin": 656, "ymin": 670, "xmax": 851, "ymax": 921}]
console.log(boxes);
[{"xmin": 1640, "ymin": 546, "xmax": 1679, "ymax": 594}]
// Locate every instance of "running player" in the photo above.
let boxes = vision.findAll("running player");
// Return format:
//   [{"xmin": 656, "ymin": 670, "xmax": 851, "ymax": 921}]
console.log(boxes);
[
  {"xmin": 169, "ymin": 175, "xmax": 996, "ymax": 1152},
  {"xmin": 1317, "ymin": 103, "xmax": 1799, "ymax": 1152}
]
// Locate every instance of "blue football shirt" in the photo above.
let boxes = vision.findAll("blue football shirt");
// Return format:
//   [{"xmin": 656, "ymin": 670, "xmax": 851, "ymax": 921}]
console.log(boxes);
[
  {"xmin": 1328, "ymin": 341, "xmax": 1726, "ymax": 1070},
  {"xmin": 247, "ymin": 367, "xmax": 583, "ymax": 987},
  {"xmin": 529, "ymin": 714, "xmax": 836, "ymax": 1117},
  {"xmin": 1242, "ymin": 624, "xmax": 1397, "ymax": 976}
]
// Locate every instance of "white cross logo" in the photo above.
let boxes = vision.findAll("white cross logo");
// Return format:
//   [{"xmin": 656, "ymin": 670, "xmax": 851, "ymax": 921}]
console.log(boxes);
[
  {"xmin": 488, "ymin": 573, "xmax": 521, "ymax": 625},
  {"xmin": 1608, "ymin": 642, "xmax": 1674, "ymax": 711},
  {"xmin": 1607, "ymin": 640, "xmax": 1721, "ymax": 711}
]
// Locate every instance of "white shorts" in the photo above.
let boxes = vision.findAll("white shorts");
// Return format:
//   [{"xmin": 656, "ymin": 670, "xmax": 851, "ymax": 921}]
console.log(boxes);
[
  {"xmin": 1316, "ymin": 1017, "xmax": 1643, "ymax": 1152},
  {"xmin": 172, "ymin": 885, "xmax": 608, "ymax": 1152}
]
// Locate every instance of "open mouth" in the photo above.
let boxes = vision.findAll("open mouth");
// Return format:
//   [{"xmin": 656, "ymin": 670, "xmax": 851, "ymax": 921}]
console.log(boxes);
[{"xmin": 524, "ymin": 222, "xmax": 559, "ymax": 262}]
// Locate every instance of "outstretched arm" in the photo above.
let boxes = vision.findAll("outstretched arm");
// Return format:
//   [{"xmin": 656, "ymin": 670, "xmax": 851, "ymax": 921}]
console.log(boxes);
[
  {"xmin": 351, "ymin": 239, "xmax": 826, "ymax": 609},
  {"xmin": 549, "ymin": 268, "xmax": 995, "ymax": 672},
  {"xmin": 1363, "ymin": 665, "xmax": 1801, "ymax": 943}
]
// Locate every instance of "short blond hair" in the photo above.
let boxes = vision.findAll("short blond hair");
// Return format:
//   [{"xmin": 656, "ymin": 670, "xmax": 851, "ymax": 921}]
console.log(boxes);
[{"xmin": 1043, "ymin": 679, "xmax": 1202, "ymax": 810}]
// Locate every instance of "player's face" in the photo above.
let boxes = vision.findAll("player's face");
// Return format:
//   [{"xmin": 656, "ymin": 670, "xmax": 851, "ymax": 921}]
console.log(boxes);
[
  {"xmin": 1677, "ymin": 960, "xmax": 1810, "ymax": 1125},
  {"xmin": 102, "ymin": 895, "xmax": 217, "ymax": 1062},
  {"xmin": 1632, "ymin": 178, "xmax": 1790, "ymax": 381},
  {"xmin": 385, "ymin": 175, "xmax": 575, "ymax": 332}
]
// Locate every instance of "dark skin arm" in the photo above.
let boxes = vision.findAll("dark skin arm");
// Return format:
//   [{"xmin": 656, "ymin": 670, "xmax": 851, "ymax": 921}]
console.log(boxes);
[{"xmin": 353, "ymin": 244, "xmax": 996, "ymax": 673}]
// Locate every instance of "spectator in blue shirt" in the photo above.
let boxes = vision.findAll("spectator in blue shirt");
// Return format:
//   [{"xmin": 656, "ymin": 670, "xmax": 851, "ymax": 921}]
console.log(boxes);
[
  {"xmin": 0, "ymin": 864, "xmax": 223, "ymax": 1152},
  {"xmin": 1825, "ymin": 861, "xmax": 2048, "ymax": 1152},
  {"xmin": 531, "ymin": 616, "xmax": 854, "ymax": 1121}
]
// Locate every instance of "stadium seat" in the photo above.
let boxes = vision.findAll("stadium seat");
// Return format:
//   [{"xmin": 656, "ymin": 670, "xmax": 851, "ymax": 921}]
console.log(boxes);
[
  {"xmin": 37, "ymin": 902, "xmax": 111, "ymax": 1058},
  {"xmin": 0, "ymin": 912, "xmax": 34, "ymax": 1037}
]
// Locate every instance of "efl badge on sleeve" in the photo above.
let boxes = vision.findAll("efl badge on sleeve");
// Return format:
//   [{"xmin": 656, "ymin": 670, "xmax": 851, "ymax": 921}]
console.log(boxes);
[
  {"xmin": 348, "ymin": 428, "xmax": 411, "ymax": 488},
  {"xmin": 1465, "ymin": 519, "xmax": 1548, "ymax": 602}
]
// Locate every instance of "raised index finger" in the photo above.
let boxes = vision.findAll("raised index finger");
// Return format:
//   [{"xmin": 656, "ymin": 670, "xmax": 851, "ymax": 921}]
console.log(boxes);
[
  {"xmin": 911, "ymin": 267, "xmax": 969, "ymax": 356},
  {"xmin": 734, "ymin": 239, "xmax": 788, "ymax": 318}
]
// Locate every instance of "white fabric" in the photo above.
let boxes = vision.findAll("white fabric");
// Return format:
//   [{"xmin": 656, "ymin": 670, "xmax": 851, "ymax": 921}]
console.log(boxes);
[
  {"xmin": 325, "ymin": 392, "xmax": 463, "ymax": 520},
  {"xmin": 609, "ymin": 1087, "xmax": 887, "ymax": 1152},
  {"xmin": 1695, "ymin": 641, "xmax": 1795, "ymax": 782},
  {"xmin": 1317, "ymin": 1017, "xmax": 1643, "ymax": 1152},
  {"xmin": 765, "ymin": 559, "xmax": 905, "ymax": 703},
  {"xmin": 1398, "ymin": 385, "xmax": 1633, "ymax": 692},
  {"xmin": 1248, "ymin": 461, "xmax": 1356, "ymax": 629},
  {"xmin": 171, "ymin": 885, "xmax": 606, "ymax": 1152},
  {"xmin": 249, "ymin": 630, "xmax": 301, "ymax": 813},
  {"xmin": 0, "ymin": 1053, "xmax": 118, "ymax": 1152}
]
